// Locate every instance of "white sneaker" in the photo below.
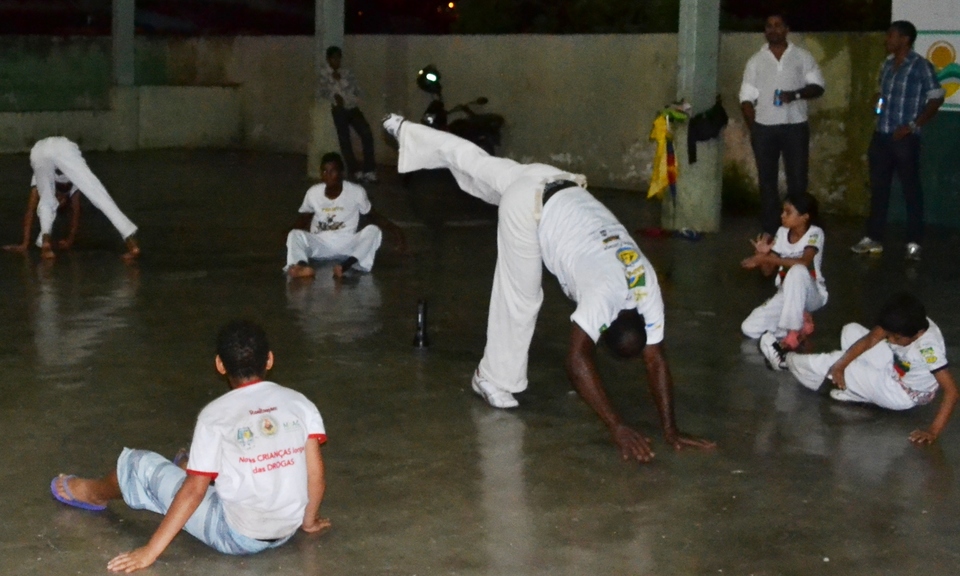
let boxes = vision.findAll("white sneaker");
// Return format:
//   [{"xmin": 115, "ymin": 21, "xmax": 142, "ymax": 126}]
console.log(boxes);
[
  {"xmin": 382, "ymin": 113, "xmax": 405, "ymax": 139},
  {"xmin": 758, "ymin": 332, "xmax": 787, "ymax": 371},
  {"xmin": 905, "ymin": 242, "xmax": 921, "ymax": 261},
  {"xmin": 471, "ymin": 370, "xmax": 518, "ymax": 409},
  {"xmin": 362, "ymin": 171, "xmax": 378, "ymax": 183},
  {"xmin": 850, "ymin": 236, "xmax": 883, "ymax": 254}
]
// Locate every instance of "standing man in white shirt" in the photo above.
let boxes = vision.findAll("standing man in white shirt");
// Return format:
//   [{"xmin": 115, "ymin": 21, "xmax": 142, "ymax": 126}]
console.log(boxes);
[
  {"xmin": 319, "ymin": 46, "xmax": 377, "ymax": 183},
  {"xmin": 383, "ymin": 114, "xmax": 715, "ymax": 464},
  {"xmin": 739, "ymin": 13, "xmax": 825, "ymax": 239}
]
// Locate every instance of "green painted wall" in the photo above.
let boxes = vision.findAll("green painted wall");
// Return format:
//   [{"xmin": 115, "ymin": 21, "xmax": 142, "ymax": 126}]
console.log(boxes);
[
  {"xmin": 887, "ymin": 113, "xmax": 960, "ymax": 227},
  {"xmin": 0, "ymin": 37, "xmax": 111, "ymax": 112}
]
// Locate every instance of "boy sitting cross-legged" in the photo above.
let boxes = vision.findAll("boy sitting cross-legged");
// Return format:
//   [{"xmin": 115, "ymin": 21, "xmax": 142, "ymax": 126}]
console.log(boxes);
[{"xmin": 50, "ymin": 320, "xmax": 330, "ymax": 573}]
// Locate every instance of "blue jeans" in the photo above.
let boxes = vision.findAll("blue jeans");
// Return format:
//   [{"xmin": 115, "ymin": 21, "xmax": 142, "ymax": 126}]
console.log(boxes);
[{"xmin": 116, "ymin": 448, "xmax": 293, "ymax": 555}]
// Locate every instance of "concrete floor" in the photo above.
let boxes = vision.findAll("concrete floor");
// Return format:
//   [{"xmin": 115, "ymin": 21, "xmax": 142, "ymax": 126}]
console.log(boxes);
[{"xmin": 2, "ymin": 150, "xmax": 960, "ymax": 575}]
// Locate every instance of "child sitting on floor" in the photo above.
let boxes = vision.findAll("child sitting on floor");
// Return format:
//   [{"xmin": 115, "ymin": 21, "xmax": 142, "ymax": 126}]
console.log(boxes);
[
  {"xmin": 50, "ymin": 320, "xmax": 330, "ymax": 573},
  {"xmin": 764, "ymin": 292, "xmax": 958, "ymax": 445},
  {"xmin": 741, "ymin": 193, "xmax": 827, "ymax": 360}
]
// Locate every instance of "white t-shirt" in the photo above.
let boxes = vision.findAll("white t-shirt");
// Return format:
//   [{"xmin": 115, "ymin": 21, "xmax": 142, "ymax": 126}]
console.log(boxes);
[
  {"xmin": 30, "ymin": 172, "xmax": 78, "ymax": 197},
  {"xmin": 539, "ymin": 188, "xmax": 665, "ymax": 345},
  {"xmin": 187, "ymin": 381, "xmax": 327, "ymax": 540},
  {"xmin": 888, "ymin": 318, "xmax": 949, "ymax": 404},
  {"xmin": 772, "ymin": 225, "xmax": 827, "ymax": 297},
  {"xmin": 739, "ymin": 42, "xmax": 825, "ymax": 126},
  {"xmin": 298, "ymin": 181, "xmax": 371, "ymax": 236}
]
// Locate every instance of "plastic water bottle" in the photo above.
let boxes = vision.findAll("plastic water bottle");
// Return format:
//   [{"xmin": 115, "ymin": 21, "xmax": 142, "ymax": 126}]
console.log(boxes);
[
  {"xmin": 774, "ymin": 89, "xmax": 783, "ymax": 107},
  {"xmin": 413, "ymin": 300, "xmax": 430, "ymax": 348},
  {"xmin": 874, "ymin": 97, "xmax": 884, "ymax": 115}
]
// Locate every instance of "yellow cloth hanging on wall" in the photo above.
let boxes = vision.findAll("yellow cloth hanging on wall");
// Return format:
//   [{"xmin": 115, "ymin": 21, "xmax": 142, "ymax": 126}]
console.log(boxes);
[{"xmin": 647, "ymin": 113, "xmax": 677, "ymax": 200}]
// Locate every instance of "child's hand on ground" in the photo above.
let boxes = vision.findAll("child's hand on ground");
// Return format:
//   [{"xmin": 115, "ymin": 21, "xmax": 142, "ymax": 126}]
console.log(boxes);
[
  {"xmin": 828, "ymin": 365, "xmax": 846, "ymax": 389},
  {"xmin": 740, "ymin": 255, "xmax": 760, "ymax": 269},
  {"xmin": 107, "ymin": 546, "xmax": 160, "ymax": 573},
  {"xmin": 909, "ymin": 429, "xmax": 938, "ymax": 445},
  {"xmin": 302, "ymin": 516, "xmax": 332, "ymax": 534}
]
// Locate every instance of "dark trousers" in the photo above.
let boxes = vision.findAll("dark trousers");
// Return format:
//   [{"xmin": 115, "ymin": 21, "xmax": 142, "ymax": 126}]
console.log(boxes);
[
  {"xmin": 751, "ymin": 122, "xmax": 810, "ymax": 236},
  {"xmin": 331, "ymin": 106, "xmax": 375, "ymax": 174},
  {"xmin": 866, "ymin": 132, "xmax": 923, "ymax": 243}
]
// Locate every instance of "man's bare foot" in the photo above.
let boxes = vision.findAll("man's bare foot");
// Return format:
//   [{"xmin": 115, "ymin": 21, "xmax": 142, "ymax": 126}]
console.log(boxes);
[
  {"xmin": 121, "ymin": 237, "xmax": 141, "ymax": 263},
  {"xmin": 288, "ymin": 264, "xmax": 316, "ymax": 279},
  {"xmin": 53, "ymin": 474, "xmax": 110, "ymax": 508},
  {"xmin": 332, "ymin": 264, "xmax": 344, "ymax": 279},
  {"xmin": 41, "ymin": 244, "xmax": 56, "ymax": 260}
]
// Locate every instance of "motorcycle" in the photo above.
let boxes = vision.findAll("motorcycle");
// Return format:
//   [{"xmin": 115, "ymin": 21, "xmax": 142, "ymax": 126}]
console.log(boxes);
[
  {"xmin": 417, "ymin": 64, "xmax": 504, "ymax": 155},
  {"xmin": 403, "ymin": 65, "xmax": 505, "ymax": 227}
]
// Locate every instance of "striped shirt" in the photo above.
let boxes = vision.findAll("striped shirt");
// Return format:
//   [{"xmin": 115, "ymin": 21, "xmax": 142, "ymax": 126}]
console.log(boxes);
[{"xmin": 876, "ymin": 51, "xmax": 944, "ymax": 134}]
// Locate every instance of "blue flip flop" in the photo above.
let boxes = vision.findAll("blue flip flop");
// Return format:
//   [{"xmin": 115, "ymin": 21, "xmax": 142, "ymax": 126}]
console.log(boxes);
[{"xmin": 50, "ymin": 475, "xmax": 107, "ymax": 511}]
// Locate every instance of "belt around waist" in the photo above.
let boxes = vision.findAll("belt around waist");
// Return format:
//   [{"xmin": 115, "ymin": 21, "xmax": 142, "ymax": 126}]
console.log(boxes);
[{"xmin": 542, "ymin": 180, "xmax": 579, "ymax": 205}]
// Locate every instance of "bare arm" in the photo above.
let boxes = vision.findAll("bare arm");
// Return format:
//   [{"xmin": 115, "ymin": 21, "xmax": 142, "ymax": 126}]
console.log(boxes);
[
  {"xmin": 743, "ymin": 246, "xmax": 817, "ymax": 277},
  {"xmin": 915, "ymin": 97, "xmax": 944, "ymax": 129},
  {"xmin": 3, "ymin": 187, "xmax": 40, "ymax": 252},
  {"xmin": 107, "ymin": 473, "xmax": 211, "ymax": 573},
  {"xmin": 780, "ymin": 84, "xmax": 825, "ymax": 104},
  {"xmin": 366, "ymin": 208, "xmax": 408, "ymax": 254},
  {"xmin": 642, "ymin": 343, "xmax": 716, "ymax": 451},
  {"xmin": 301, "ymin": 437, "xmax": 331, "ymax": 533},
  {"xmin": 291, "ymin": 213, "xmax": 313, "ymax": 232},
  {"xmin": 740, "ymin": 101, "xmax": 756, "ymax": 131},
  {"xmin": 828, "ymin": 326, "xmax": 888, "ymax": 389},
  {"xmin": 58, "ymin": 192, "xmax": 81, "ymax": 249},
  {"xmin": 893, "ymin": 97, "xmax": 944, "ymax": 140},
  {"xmin": 910, "ymin": 368, "xmax": 959, "ymax": 445},
  {"xmin": 566, "ymin": 323, "xmax": 656, "ymax": 462}
]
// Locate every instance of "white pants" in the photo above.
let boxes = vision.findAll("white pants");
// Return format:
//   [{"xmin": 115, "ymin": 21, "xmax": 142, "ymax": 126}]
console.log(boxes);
[
  {"xmin": 30, "ymin": 137, "xmax": 138, "ymax": 246},
  {"xmin": 785, "ymin": 322, "xmax": 917, "ymax": 410},
  {"xmin": 285, "ymin": 226, "xmax": 382, "ymax": 272},
  {"xmin": 397, "ymin": 122, "xmax": 583, "ymax": 393},
  {"xmin": 741, "ymin": 264, "xmax": 827, "ymax": 339}
]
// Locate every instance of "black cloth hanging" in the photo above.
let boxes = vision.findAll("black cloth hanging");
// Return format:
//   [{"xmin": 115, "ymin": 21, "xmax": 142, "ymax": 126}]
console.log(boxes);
[{"xmin": 687, "ymin": 96, "xmax": 729, "ymax": 164}]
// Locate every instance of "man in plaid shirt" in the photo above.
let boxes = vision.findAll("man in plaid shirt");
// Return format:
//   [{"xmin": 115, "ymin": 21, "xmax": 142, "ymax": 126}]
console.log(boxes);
[{"xmin": 851, "ymin": 20, "xmax": 944, "ymax": 262}]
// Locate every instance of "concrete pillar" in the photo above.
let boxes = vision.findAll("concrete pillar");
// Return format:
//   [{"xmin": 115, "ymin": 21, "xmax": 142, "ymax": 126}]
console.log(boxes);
[
  {"xmin": 111, "ymin": 0, "xmax": 138, "ymax": 150},
  {"xmin": 308, "ymin": 0, "xmax": 345, "ymax": 178},
  {"xmin": 662, "ymin": 0, "xmax": 722, "ymax": 232},
  {"xmin": 112, "ymin": 0, "xmax": 135, "ymax": 86}
]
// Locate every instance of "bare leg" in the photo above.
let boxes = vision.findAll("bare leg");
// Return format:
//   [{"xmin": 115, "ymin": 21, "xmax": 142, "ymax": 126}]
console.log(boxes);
[{"xmin": 53, "ymin": 471, "xmax": 122, "ymax": 507}]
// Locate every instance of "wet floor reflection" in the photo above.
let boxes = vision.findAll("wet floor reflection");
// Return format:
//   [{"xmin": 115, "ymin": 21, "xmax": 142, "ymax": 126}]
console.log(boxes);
[
  {"xmin": 285, "ymin": 271, "xmax": 382, "ymax": 345},
  {"xmin": 471, "ymin": 405, "xmax": 533, "ymax": 573},
  {"xmin": 29, "ymin": 258, "xmax": 138, "ymax": 383}
]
